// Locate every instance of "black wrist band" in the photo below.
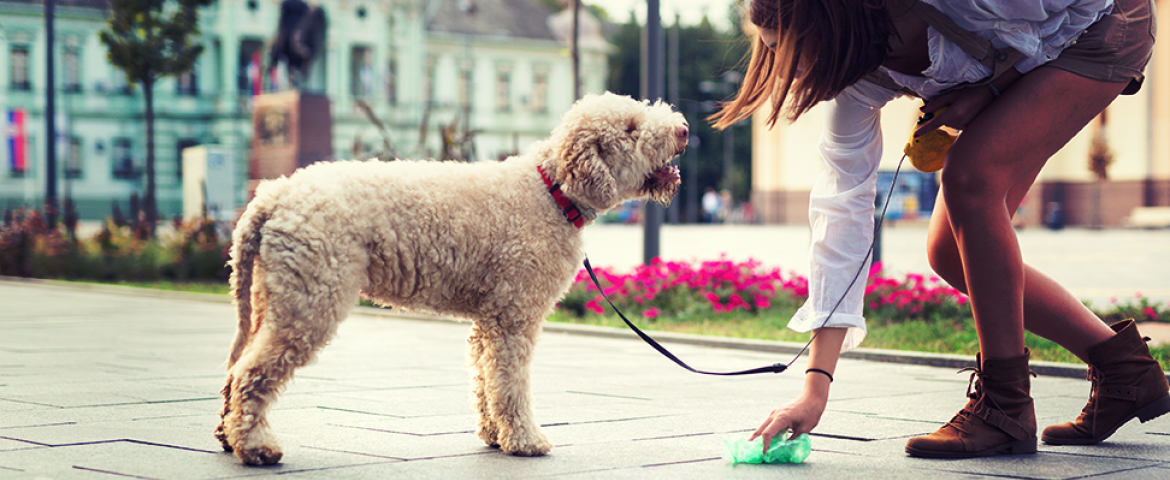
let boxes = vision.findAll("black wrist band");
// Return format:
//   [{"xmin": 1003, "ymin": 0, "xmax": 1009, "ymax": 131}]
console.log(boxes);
[{"xmin": 805, "ymin": 368, "xmax": 834, "ymax": 383}]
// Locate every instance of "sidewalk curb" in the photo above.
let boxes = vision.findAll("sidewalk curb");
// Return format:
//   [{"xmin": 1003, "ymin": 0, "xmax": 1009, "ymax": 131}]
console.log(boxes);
[{"xmin": 7, "ymin": 276, "xmax": 1165, "ymax": 381}]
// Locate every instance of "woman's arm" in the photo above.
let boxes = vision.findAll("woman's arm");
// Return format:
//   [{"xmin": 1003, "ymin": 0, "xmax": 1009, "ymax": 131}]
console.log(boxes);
[
  {"xmin": 749, "ymin": 327, "xmax": 847, "ymax": 449},
  {"xmin": 749, "ymin": 81, "xmax": 899, "ymax": 451}
]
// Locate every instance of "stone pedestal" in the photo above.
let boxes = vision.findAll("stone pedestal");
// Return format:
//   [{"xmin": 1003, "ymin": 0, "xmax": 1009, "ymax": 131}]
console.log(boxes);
[{"xmin": 248, "ymin": 91, "xmax": 332, "ymax": 198}]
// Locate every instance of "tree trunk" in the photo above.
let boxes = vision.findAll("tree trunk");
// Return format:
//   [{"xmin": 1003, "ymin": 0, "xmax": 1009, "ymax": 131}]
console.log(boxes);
[{"xmin": 143, "ymin": 77, "xmax": 158, "ymax": 234}]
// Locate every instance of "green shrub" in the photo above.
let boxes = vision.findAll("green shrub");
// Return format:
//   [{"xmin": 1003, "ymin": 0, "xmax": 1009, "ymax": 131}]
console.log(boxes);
[{"xmin": 0, "ymin": 208, "xmax": 230, "ymax": 283}]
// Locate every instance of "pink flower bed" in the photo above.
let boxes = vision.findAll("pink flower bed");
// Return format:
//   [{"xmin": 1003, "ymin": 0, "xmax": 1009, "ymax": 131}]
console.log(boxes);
[{"xmin": 560, "ymin": 257, "xmax": 971, "ymax": 322}]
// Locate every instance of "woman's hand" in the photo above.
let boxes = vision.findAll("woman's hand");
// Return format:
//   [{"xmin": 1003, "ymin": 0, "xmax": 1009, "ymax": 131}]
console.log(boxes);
[
  {"xmin": 916, "ymin": 68, "xmax": 1022, "ymax": 137},
  {"xmin": 749, "ymin": 381, "xmax": 830, "ymax": 451},
  {"xmin": 914, "ymin": 85, "xmax": 995, "ymax": 137},
  {"xmin": 751, "ymin": 328, "xmax": 844, "ymax": 452}
]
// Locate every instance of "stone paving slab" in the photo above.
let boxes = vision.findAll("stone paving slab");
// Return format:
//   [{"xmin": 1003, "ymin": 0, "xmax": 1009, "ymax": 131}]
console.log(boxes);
[{"xmin": 2, "ymin": 281, "xmax": 1170, "ymax": 479}]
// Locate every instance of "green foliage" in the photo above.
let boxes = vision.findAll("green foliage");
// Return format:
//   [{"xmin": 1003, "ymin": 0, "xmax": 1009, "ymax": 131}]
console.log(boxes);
[
  {"xmin": 606, "ymin": 10, "xmax": 754, "ymax": 203},
  {"xmin": 99, "ymin": 0, "xmax": 214, "ymax": 87},
  {"xmin": 0, "ymin": 209, "xmax": 230, "ymax": 283},
  {"xmin": 1090, "ymin": 294, "xmax": 1169, "ymax": 324},
  {"xmin": 531, "ymin": 0, "xmax": 609, "ymax": 22},
  {"xmin": 552, "ymin": 259, "xmax": 1170, "ymax": 371}
]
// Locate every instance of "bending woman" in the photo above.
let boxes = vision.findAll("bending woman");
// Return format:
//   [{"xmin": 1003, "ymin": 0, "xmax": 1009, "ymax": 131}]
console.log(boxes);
[{"xmin": 711, "ymin": 0, "xmax": 1168, "ymax": 458}]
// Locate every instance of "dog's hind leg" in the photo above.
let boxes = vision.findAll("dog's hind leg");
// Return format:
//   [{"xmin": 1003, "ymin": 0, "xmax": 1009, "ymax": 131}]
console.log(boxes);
[
  {"xmin": 214, "ymin": 375, "xmax": 234, "ymax": 451},
  {"xmin": 222, "ymin": 268, "xmax": 355, "ymax": 465},
  {"xmin": 480, "ymin": 319, "xmax": 552, "ymax": 456},
  {"xmin": 468, "ymin": 324, "xmax": 500, "ymax": 448},
  {"xmin": 221, "ymin": 325, "xmax": 299, "ymax": 465}
]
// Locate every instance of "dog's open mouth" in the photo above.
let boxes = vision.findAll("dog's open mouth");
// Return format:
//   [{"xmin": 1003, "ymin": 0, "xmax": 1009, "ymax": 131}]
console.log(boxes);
[
  {"xmin": 651, "ymin": 164, "xmax": 681, "ymax": 184},
  {"xmin": 641, "ymin": 164, "xmax": 681, "ymax": 205}
]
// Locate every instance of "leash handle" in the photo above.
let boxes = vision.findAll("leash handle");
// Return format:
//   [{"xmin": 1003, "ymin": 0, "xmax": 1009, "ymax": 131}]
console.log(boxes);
[{"xmin": 582, "ymin": 154, "xmax": 908, "ymax": 377}]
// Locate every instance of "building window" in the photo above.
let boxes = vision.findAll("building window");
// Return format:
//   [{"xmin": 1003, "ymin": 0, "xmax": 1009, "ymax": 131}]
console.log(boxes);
[
  {"xmin": 110, "ymin": 70, "xmax": 133, "ymax": 95},
  {"xmin": 176, "ymin": 68, "xmax": 198, "ymax": 96},
  {"xmin": 10, "ymin": 46, "xmax": 31, "ymax": 91},
  {"xmin": 239, "ymin": 39, "xmax": 265, "ymax": 96},
  {"xmin": 63, "ymin": 47, "xmax": 82, "ymax": 92},
  {"xmin": 458, "ymin": 68, "xmax": 471, "ymax": 109},
  {"xmin": 350, "ymin": 46, "xmax": 373, "ymax": 98},
  {"xmin": 386, "ymin": 54, "xmax": 398, "ymax": 105},
  {"xmin": 530, "ymin": 72, "xmax": 548, "ymax": 113},
  {"xmin": 176, "ymin": 138, "xmax": 199, "ymax": 179},
  {"xmin": 111, "ymin": 138, "xmax": 140, "ymax": 180},
  {"xmin": 424, "ymin": 57, "xmax": 436, "ymax": 107},
  {"xmin": 496, "ymin": 71, "xmax": 511, "ymax": 112},
  {"xmin": 65, "ymin": 137, "xmax": 83, "ymax": 179}
]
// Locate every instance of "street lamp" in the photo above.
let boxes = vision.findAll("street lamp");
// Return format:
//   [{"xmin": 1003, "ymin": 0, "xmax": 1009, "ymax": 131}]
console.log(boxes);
[{"xmin": 642, "ymin": 0, "xmax": 664, "ymax": 264}]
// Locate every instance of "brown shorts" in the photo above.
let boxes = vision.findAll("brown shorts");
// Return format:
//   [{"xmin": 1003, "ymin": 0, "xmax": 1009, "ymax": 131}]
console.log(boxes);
[{"xmin": 1046, "ymin": 0, "xmax": 1157, "ymax": 95}]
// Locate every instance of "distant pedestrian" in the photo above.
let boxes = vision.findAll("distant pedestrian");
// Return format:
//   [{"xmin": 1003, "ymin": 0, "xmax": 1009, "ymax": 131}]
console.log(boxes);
[
  {"xmin": 701, "ymin": 187, "xmax": 722, "ymax": 223},
  {"xmin": 711, "ymin": 0, "xmax": 1166, "ymax": 459},
  {"xmin": 718, "ymin": 189, "xmax": 733, "ymax": 224}
]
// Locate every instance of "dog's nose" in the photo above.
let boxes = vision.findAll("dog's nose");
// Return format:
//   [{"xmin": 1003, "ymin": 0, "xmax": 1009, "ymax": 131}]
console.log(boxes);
[{"xmin": 677, "ymin": 126, "xmax": 689, "ymax": 140}]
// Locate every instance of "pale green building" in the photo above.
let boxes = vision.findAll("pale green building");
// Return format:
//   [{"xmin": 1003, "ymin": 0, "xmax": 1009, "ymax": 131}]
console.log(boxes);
[{"xmin": 0, "ymin": 0, "xmax": 608, "ymax": 219}]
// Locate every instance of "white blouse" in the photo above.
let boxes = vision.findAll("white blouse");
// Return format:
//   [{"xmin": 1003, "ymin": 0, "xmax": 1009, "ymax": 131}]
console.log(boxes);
[
  {"xmin": 787, "ymin": 0, "xmax": 1114, "ymax": 352},
  {"xmin": 884, "ymin": 0, "xmax": 1114, "ymax": 99}
]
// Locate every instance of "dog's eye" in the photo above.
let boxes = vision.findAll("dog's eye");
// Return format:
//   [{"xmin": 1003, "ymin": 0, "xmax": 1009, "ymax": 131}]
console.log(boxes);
[{"xmin": 625, "ymin": 120, "xmax": 637, "ymax": 134}]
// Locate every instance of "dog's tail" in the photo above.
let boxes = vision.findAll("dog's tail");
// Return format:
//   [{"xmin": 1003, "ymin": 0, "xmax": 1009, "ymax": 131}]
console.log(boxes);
[{"xmin": 227, "ymin": 202, "xmax": 271, "ymax": 368}]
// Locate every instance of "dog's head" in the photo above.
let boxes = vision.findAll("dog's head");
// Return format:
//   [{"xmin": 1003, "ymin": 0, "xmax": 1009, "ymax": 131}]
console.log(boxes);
[{"xmin": 551, "ymin": 92, "xmax": 687, "ymax": 212}]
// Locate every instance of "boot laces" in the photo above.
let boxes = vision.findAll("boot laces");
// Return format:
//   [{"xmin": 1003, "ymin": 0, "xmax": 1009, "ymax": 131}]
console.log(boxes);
[
  {"xmin": 943, "ymin": 367, "xmax": 984, "ymax": 435},
  {"xmin": 948, "ymin": 364, "xmax": 1036, "ymax": 434}
]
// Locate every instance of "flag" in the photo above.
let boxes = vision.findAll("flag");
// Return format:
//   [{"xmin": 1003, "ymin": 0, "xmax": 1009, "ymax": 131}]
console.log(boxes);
[
  {"xmin": 7, "ymin": 108, "xmax": 27, "ymax": 173},
  {"xmin": 249, "ymin": 51, "xmax": 263, "ymax": 96}
]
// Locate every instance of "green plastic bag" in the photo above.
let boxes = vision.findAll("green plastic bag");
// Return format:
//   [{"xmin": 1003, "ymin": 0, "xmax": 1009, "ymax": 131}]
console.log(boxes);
[{"xmin": 723, "ymin": 433, "xmax": 811, "ymax": 465}]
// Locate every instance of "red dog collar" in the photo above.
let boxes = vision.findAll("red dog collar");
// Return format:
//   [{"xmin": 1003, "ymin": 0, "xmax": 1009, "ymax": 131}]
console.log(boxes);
[{"xmin": 537, "ymin": 165, "xmax": 593, "ymax": 229}]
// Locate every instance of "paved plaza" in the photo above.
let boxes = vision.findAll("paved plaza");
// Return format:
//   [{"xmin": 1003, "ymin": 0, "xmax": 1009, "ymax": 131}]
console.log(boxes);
[{"xmin": 1, "ymin": 278, "xmax": 1168, "ymax": 479}]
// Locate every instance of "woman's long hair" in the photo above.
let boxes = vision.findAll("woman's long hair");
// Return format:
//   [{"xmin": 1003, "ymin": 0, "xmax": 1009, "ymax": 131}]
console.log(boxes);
[{"xmin": 710, "ymin": 0, "xmax": 893, "ymax": 129}]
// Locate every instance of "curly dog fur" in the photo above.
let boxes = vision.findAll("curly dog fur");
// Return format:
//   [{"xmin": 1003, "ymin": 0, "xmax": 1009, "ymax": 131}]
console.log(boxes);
[{"xmin": 215, "ymin": 93, "xmax": 688, "ymax": 465}]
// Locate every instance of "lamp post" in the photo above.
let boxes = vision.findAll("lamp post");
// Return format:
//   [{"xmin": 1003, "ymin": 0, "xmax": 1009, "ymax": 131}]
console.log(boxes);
[
  {"xmin": 45, "ymin": 0, "xmax": 58, "ymax": 227},
  {"xmin": 642, "ymin": 0, "xmax": 664, "ymax": 264}
]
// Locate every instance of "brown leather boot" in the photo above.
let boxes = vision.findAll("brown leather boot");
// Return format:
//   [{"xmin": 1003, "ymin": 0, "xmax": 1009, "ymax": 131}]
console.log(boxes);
[
  {"xmin": 1042, "ymin": 319, "xmax": 1170, "ymax": 445},
  {"xmin": 906, "ymin": 349, "xmax": 1038, "ymax": 458}
]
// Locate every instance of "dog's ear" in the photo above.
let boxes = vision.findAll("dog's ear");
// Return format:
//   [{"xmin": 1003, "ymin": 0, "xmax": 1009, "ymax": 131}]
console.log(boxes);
[{"xmin": 557, "ymin": 136, "xmax": 618, "ymax": 211}]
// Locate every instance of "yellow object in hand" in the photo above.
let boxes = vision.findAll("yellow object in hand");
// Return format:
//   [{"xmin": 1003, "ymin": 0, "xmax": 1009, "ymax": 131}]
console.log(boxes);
[{"xmin": 903, "ymin": 107, "xmax": 956, "ymax": 173}]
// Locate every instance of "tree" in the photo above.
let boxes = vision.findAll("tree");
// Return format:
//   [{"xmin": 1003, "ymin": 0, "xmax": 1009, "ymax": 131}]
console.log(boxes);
[
  {"xmin": 100, "ymin": 0, "xmax": 214, "ymax": 231},
  {"xmin": 607, "ymin": 12, "xmax": 752, "ymax": 214},
  {"xmin": 532, "ymin": 0, "xmax": 610, "ymax": 22}
]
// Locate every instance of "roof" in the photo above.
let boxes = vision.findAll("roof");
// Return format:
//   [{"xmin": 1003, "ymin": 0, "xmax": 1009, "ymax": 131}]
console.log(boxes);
[{"xmin": 427, "ymin": 0, "xmax": 556, "ymax": 41}]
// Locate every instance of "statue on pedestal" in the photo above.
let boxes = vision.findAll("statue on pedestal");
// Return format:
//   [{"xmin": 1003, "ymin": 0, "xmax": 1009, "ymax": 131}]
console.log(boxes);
[
  {"xmin": 248, "ymin": 0, "xmax": 332, "ymax": 200},
  {"xmin": 268, "ymin": 0, "xmax": 327, "ymax": 90}
]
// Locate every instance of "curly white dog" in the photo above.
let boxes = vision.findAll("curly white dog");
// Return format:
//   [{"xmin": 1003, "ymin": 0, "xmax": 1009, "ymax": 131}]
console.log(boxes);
[{"xmin": 215, "ymin": 92, "xmax": 688, "ymax": 465}]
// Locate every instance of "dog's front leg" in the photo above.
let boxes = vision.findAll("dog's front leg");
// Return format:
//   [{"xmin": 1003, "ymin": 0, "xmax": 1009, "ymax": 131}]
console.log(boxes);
[
  {"xmin": 468, "ymin": 324, "xmax": 500, "ymax": 448},
  {"xmin": 479, "ymin": 320, "xmax": 551, "ymax": 456}
]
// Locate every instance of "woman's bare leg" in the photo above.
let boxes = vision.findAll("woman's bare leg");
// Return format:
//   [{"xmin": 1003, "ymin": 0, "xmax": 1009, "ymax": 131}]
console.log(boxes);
[
  {"xmin": 936, "ymin": 66, "xmax": 1126, "ymax": 361},
  {"xmin": 927, "ymin": 187, "xmax": 1115, "ymax": 363}
]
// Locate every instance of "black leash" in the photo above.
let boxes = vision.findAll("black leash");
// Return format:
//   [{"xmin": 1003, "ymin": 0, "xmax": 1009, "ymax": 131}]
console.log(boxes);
[{"xmin": 583, "ymin": 154, "xmax": 907, "ymax": 376}]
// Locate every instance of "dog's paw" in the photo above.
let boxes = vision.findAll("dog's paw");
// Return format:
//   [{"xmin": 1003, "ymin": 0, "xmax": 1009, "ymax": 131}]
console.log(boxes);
[
  {"xmin": 229, "ymin": 425, "xmax": 284, "ymax": 465},
  {"xmin": 214, "ymin": 424, "xmax": 233, "ymax": 452},
  {"xmin": 500, "ymin": 432, "xmax": 552, "ymax": 457},
  {"xmin": 476, "ymin": 423, "xmax": 500, "ymax": 448},
  {"xmin": 236, "ymin": 445, "xmax": 283, "ymax": 465}
]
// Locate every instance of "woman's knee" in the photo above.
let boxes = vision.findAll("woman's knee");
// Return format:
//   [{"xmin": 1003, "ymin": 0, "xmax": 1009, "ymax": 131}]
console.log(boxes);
[
  {"xmin": 939, "ymin": 158, "xmax": 997, "ymax": 203},
  {"xmin": 925, "ymin": 229, "xmax": 968, "ymax": 294}
]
